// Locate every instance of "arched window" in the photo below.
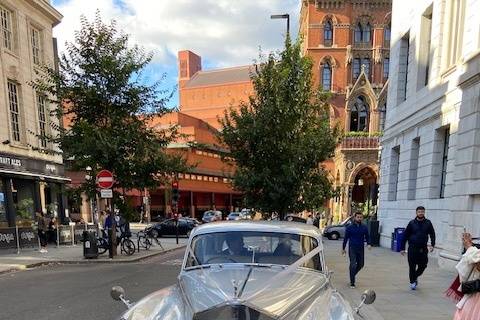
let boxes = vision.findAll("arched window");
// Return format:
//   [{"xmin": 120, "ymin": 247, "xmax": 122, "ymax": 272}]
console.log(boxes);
[
  {"xmin": 379, "ymin": 103, "xmax": 387, "ymax": 131},
  {"xmin": 322, "ymin": 62, "xmax": 332, "ymax": 91},
  {"xmin": 353, "ymin": 58, "xmax": 361, "ymax": 80},
  {"xmin": 350, "ymin": 96, "xmax": 369, "ymax": 132},
  {"xmin": 354, "ymin": 23, "xmax": 362, "ymax": 43},
  {"xmin": 361, "ymin": 58, "xmax": 371, "ymax": 78},
  {"xmin": 363, "ymin": 23, "xmax": 372, "ymax": 43},
  {"xmin": 324, "ymin": 20, "xmax": 333, "ymax": 45}
]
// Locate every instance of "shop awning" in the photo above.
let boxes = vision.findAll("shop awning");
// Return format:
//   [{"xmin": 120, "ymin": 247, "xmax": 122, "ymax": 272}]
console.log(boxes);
[{"xmin": 0, "ymin": 169, "xmax": 71, "ymax": 182}]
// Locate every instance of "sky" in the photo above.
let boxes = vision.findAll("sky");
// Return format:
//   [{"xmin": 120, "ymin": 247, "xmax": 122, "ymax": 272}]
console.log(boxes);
[{"xmin": 51, "ymin": 0, "xmax": 301, "ymax": 108}]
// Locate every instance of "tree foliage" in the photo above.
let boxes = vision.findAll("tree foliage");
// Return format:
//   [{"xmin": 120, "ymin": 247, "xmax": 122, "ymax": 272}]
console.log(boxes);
[
  {"xmin": 219, "ymin": 37, "xmax": 340, "ymax": 218},
  {"xmin": 32, "ymin": 13, "xmax": 187, "ymax": 208}
]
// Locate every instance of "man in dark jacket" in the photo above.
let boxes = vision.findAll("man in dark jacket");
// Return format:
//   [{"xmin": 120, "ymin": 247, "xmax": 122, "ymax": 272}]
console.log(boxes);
[
  {"xmin": 400, "ymin": 206, "xmax": 436, "ymax": 290},
  {"xmin": 342, "ymin": 212, "xmax": 371, "ymax": 288}
]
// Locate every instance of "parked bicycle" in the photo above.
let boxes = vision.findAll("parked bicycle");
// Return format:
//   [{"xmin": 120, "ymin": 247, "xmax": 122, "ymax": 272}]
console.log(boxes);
[
  {"xmin": 137, "ymin": 227, "xmax": 164, "ymax": 252},
  {"xmin": 97, "ymin": 228, "xmax": 136, "ymax": 256}
]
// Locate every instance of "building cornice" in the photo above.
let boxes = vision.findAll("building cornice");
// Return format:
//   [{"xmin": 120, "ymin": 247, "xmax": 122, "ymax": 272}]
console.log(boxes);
[
  {"xmin": 27, "ymin": 0, "xmax": 63, "ymax": 27},
  {"xmin": 306, "ymin": 0, "xmax": 391, "ymax": 9}
]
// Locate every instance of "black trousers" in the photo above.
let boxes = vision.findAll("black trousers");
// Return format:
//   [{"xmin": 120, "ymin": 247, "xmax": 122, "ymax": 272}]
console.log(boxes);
[
  {"xmin": 408, "ymin": 246, "xmax": 428, "ymax": 284},
  {"xmin": 349, "ymin": 246, "xmax": 365, "ymax": 285},
  {"xmin": 38, "ymin": 230, "xmax": 47, "ymax": 247}
]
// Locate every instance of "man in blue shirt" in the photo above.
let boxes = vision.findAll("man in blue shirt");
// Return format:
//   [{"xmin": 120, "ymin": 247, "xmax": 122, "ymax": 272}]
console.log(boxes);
[{"xmin": 342, "ymin": 212, "xmax": 371, "ymax": 288}]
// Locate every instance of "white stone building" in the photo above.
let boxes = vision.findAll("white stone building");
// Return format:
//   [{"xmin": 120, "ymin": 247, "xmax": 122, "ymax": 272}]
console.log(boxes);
[
  {"xmin": 0, "ymin": 0, "xmax": 65, "ymax": 228},
  {"xmin": 378, "ymin": 0, "xmax": 480, "ymax": 268}
]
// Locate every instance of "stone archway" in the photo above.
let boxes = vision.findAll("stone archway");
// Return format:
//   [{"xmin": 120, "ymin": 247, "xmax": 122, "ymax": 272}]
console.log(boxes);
[{"xmin": 348, "ymin": 166, "xmax": 378, "ymax": 216}]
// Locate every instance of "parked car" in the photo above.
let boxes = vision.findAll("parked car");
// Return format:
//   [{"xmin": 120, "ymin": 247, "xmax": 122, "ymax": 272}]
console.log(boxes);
[
  {"xmin": 111, "ymin": 221, "xmax": 377, "ymax": 319},
  {"xmin": 323, "ymin": 217, "xmax": 353, "ymax": 240},
  {"xmin": 226, "ymin": 211, "xmax": 251, "ymax": 221},
  {"xmin": 201, "ymin": 210, "xmax": 223, "ymax": 223},
  {"xmin": 284, "ymin": 214, "xmax": 307, "ymax": 223},
  {"xmin": 145, "ymin": 218, "xmax": 199, "ymax": 238}
]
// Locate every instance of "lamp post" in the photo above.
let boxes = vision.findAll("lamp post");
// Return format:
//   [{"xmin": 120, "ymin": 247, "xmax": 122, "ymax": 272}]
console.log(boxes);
[
  {"xmin": 270, "ymin": 13, "xmax": 290, "ymax": 35},
  {"xmin": 85, "ymin": 166, "xmax": 97, "ymax": 230}
]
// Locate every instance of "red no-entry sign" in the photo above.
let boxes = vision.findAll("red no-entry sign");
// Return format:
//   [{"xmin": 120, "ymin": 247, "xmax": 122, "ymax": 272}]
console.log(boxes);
[{"xmin": 96, "ymin": 170, "xmax": 114, "ymax": 189}]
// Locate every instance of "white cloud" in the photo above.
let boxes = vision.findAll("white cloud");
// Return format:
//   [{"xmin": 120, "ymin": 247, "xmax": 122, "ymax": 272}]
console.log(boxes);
[{"xmin": 52, "ymin": 0, "xmax": 300, "ymax": 68}]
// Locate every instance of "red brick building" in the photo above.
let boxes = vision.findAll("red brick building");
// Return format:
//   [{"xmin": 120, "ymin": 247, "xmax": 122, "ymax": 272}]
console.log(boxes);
[
  {"xmin": 300, "ymin": 0, "xmax": 391, "ymax": 221},
  {"xmin": 146, "ymin": 112, "xmax": 243, "ymax": 219},
  {"xmin": 178, "ymin": 50, "xmax": 254, "ymax": 129}
]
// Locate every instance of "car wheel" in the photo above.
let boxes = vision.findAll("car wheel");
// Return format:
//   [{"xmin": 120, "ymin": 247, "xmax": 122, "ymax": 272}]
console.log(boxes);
[{"xmin": 330, "ymin": 232, "xmax": 340, "ymax": 240}]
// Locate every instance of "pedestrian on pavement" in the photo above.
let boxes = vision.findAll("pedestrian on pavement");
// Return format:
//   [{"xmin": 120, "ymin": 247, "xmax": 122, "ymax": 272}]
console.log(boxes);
[
  {"xmin": 47, "ymin": 216, "xmax": 57, "ymax": 244},
  {"xmin": 400, "ymin": 206, "xmax": 436, "ymax": 290},
  {"xmin": 36, "ymin": 211, "xmax": 48, "ymax": 253},
  {"xmin": 452, "ymin": 233, "xmax": 480, "ymax": 319},
  {"xmin": 342, "ymin": 212, "xmax": 371, "ymax": 288},
  {"xmin": 306, "ymin": 214, "xmax": 314, "ymax": 225}
]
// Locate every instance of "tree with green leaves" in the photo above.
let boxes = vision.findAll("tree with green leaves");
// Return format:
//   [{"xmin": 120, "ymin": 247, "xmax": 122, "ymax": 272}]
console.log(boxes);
[
  {"xmin": 219, "ymin": 37, "xmax": 340, "ymax": 219},
  {"xmin": 32, "ymin": 13, "xmax": 187, "ymax": 220}
]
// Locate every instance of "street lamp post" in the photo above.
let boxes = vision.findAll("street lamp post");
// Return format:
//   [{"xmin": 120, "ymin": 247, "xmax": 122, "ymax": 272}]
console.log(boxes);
[
  {"xmin": 270, "ymin": 13, "xmax": 290, "ymax": 35},
  {"xmin": 85, "ymin": 166, "xmax": 97, "ymax": 232}
]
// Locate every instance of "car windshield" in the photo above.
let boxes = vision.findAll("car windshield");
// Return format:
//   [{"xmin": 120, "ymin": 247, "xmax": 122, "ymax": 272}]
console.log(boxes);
[
  {"xmin": 203, "ymin": 211, "xmax": 214, "ymax": 217},
  {"xmin": 229, "ymin": 213, "xmax": 239, "ymax": 217},
  {"xmin": 185, "ymin": 231, "xmax": 322, "ymax": 270}
]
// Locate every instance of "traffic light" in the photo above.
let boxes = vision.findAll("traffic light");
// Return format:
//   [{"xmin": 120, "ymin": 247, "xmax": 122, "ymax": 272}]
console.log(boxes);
[{"xmin": 172, "ymin": 181, "xmax": 180, "ymax": 202}]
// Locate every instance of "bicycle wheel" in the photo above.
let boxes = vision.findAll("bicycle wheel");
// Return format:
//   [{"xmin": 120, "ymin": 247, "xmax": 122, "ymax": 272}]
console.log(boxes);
[
  {"xmin": 122, "ymin": 238, "xmax": 136, "ymax": 256},
  {"xmin": 138, "ymin": 235, "xmax": 151, "ymax": 250},
  {"xmin": 97, "ymin": 238, "xmax": 108, "ymax": 254}
]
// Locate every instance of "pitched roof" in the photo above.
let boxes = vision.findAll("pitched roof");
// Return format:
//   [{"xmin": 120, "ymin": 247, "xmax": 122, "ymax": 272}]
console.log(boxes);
[{"xmin": 184, "ymin": 65, "xmax": 253, "ymax": 88}]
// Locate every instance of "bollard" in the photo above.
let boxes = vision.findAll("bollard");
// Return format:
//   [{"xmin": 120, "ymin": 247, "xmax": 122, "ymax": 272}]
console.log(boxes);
[
  {"xmin": 71, "ymin": 225, "xmax": 75, "ymax": 246},
  {"xmin": 56, "ymin": 227, "xmax": 60, "ymax": 248},
  {"xmin": 15, "ymin": 226, "xmax": 20, "ymax": 254}
]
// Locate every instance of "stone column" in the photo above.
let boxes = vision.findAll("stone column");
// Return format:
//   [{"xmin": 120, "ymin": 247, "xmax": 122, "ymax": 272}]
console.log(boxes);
[{"xmin": 39, "ymin": 182, "xmax": 47, "ymax": 213}]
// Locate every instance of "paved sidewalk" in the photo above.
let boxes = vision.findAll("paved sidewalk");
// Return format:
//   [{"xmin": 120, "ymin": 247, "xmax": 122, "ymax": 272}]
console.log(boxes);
[
  {"xmin": 0, "ymin": 237, "xmax": 187, "ymax": 274},
  {"xmin": 323, "ymin": 239, "xmax": 456, "ymax": 320}
]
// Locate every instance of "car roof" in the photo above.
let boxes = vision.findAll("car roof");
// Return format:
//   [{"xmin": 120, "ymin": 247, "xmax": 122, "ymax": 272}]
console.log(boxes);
[{"xmin": 190, "ymin": 221, "xmax": 322, "ymax": 239}]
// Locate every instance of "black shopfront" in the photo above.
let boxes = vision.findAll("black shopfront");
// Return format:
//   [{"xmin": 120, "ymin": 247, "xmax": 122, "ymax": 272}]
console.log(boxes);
[{"xmin": 0, "ymin": 152, "xmax": 68, "ymax": 228}]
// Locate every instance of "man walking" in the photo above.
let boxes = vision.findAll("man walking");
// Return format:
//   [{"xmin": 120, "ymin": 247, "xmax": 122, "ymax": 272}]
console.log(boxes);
[
  {"xmin": 400, "ymin": 206, "xmax": 436, "ymax": 290},
  {"xmin": 342, "ymin": 212, "xmax": 371, "ymax": 288}
]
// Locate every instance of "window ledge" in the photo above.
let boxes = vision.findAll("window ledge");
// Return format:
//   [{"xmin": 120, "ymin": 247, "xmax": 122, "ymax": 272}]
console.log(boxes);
[
  {"xmin": 440, "ymin": 65, "xmax": 457, "ymax": 79},
  {"xmin": 9, "ymin": 143, "xmax": 30, "ymax": 150},
  {"xmin": 462, "ymin": 49, "xmax": 480, "ymax": 65},
  {"xmin": 2, "ymin": 48, "xmax": 19, "ymax": 59}
]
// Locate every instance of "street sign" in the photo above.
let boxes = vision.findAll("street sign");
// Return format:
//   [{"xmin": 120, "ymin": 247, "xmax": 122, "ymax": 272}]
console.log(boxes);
[
  {"xmin": 96, "ymin": 170, "xmax": 114, "ymax": 189},
  {"xmin": 100, "ymin": 189, "xmax": 113, "ymax": 198}
]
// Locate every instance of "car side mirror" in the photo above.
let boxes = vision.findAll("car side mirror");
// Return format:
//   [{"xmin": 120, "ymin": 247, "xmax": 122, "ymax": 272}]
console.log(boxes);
[
  {"xmin": 111, "ymin": 286, "xmax": 125, "ymax": 301},
  {"xmin": 355, "ymin": 289, "xmax": 376, "ymax": 314},
  {"xmin": 111, "ymin": 286, "xmax": 133, "ymax": 309},
  {"xmin": 362, "ymin": 289, "xmax": 376, "ymax": 305}
]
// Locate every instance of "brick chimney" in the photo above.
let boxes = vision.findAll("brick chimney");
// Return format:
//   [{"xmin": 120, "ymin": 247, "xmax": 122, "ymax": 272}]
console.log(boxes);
[{"xmin": 178, "ymin": 50, "xmax": 202, "ymax": 89}]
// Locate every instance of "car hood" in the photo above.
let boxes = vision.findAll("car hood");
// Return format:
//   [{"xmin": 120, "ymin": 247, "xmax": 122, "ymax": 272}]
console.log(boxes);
[
  {"xmin": 179, "ymin": 265, "xmax": 332, "ymax": 318},
  {"xmin": 120, "ymin": 266, "xmax": 355, "ymax": 320}
]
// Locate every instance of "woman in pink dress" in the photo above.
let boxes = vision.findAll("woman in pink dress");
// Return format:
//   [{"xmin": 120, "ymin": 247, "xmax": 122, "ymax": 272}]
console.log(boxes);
[{"xmin": 453, "ymin": 233, "xmax": 480, "ymax": 320}]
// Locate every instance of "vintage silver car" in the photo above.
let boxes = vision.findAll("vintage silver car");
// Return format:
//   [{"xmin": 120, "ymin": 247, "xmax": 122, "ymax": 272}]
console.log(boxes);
[{"xmin": 112, "ymin": 221, "xmax": 376, "ymax": 320}]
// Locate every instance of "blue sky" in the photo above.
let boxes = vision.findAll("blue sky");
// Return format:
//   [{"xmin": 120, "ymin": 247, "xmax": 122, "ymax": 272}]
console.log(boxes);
[{"xmin": 51, "ymin": 0, "xmax": 300, "ymax": 109}]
